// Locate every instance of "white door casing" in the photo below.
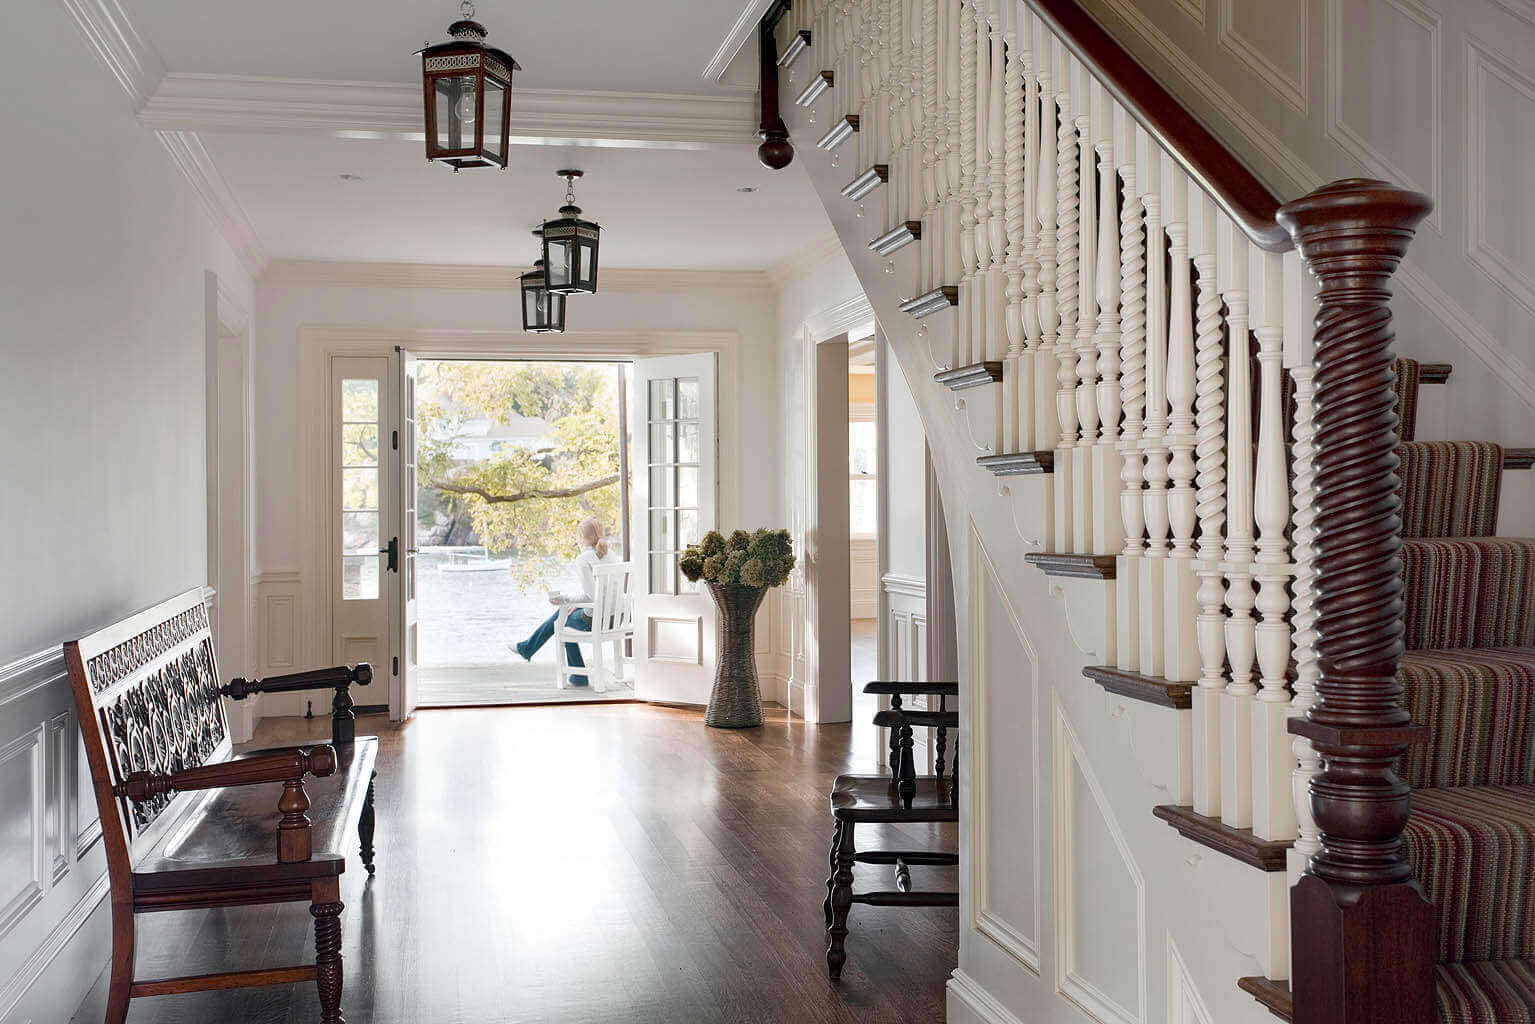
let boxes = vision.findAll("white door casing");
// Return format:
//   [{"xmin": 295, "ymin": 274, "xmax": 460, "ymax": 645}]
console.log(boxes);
[
  {"xmin": 392, "ymin": 348, "xmax": 420, "ymax": 721},
  {"xmin": 330, "ymin": 355, "xmax": 394, "ymax": 714},
  {"xmin": 630, "ymin": 352, "xmax": 719, "ymax": 705}
]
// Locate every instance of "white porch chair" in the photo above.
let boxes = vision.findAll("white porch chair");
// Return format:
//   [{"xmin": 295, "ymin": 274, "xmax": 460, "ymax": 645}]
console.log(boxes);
[{"xmin": 554, "ymin": 561, "xmax": 635, "ymax": 693}]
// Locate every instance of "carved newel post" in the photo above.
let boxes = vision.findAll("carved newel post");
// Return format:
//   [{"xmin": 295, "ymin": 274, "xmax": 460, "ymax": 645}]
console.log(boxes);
[{"xmin": 1279, "ymin": 179, "xmax": 1434, "ymax": 1024}]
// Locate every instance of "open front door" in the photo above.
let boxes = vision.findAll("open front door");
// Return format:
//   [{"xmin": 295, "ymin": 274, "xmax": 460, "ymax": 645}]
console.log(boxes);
[
  {"xmin": 391, "ymin": 348, "xmax": 420, "ymax": 721},
  {"xmin": 630, "ymin": 353, "xmax": 718, "ymax": 705}
]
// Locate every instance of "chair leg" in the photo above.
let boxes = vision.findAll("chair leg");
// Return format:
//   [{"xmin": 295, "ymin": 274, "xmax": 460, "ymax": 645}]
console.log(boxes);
[
  {"xmin": 827, "ymin": 820, "xmax": 856, "ymax": 980},
  {"xmin": 358, "ymin": 771, "xmax": 377, "ymax": 874},
  {"xmin": 898, "ymin": 723, "xmax": 917, "ymax": 809},
  {"xmin": 823, "ymin": 818, "xmax": 843, "ymax": 928},
  {"xmin": 103, "ymin": 898, "xmax": 134, "ymax": 1024},
  {"xmin": 310, "ymin": 876, "xmax": 345, "ymax": 1024},
  {"xmin": 591, "ymin": 637, "xmax": 607, "ymax": 693}
]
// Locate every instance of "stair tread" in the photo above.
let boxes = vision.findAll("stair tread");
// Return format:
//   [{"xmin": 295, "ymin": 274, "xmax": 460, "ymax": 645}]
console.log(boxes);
[
  {"xmin": 1406, "ymin": 784, "xmax": 1535, "ymax": 962},
  {"xmin": 1402, "ymin": 647, "xmax": 1535, "ymax": 790}
]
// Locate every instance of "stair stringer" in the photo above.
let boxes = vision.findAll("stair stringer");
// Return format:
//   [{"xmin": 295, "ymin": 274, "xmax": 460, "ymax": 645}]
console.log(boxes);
[{"xmin": 782, "ymin": 95, "xmax": 1279, "ymax": 1024}]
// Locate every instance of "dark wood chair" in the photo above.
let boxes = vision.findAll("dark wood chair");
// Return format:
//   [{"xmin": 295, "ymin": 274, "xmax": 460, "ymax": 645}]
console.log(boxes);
[
  {"xmin": 64, "ymin": 589, "xmax": 379, "ymax": 1024},
  {"xmin": 824, "ymin": 681, "xmax": 960, "ymax": 980}
]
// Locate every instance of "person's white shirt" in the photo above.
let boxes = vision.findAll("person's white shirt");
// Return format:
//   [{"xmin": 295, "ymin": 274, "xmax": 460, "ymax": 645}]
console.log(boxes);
[{"xmin": 550, "ymin": 545, "xmax": 616, "ymax": 605}]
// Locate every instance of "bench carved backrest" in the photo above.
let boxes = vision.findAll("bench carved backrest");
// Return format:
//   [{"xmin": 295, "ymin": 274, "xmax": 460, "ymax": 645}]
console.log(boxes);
[
  {"xmin": 63, "ymin": 588, "xmax": 232, "ymax": 867},
  {"xmin": 593, "ymin": 562, "xmax": 634, "ymax": 634}
]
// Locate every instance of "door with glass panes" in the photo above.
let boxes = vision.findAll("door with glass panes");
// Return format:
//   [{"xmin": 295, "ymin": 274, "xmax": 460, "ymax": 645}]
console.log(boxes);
[
  {"xmin": 331, "ymin": 356, "xmax": 395, "ymax": 711},
  {"xmin": 630, "ymin": 353, "xmax": 718, "ymax": 704}
]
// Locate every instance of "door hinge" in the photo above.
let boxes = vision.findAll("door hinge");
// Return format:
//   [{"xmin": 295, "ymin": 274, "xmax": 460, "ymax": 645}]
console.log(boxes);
[
  {"xmin": 392, "ymin": 429, "xmax": 399, "ymax": 450},
  {"xmin": 392, "ymin": 656, "xmax": 399, "ymax": 676}
]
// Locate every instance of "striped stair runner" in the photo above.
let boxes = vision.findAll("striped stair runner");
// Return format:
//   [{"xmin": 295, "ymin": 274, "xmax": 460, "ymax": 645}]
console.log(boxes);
[{"xmin": 1387, "ymin": 430, "xmax": 1535, "ymax": 1020}]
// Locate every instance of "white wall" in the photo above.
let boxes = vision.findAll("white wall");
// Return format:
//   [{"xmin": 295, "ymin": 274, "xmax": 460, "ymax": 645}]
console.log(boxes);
[
  {"xmin": 249, "ymin": 274, "xmax": 786, "ymax": 710},
  {"xmin": 883, "ymin": 341, "xmax": 928, "ymax": 582},
  {"xmin": 0, "ymin": 2, "xmax": 252, "ymax": 1020}
]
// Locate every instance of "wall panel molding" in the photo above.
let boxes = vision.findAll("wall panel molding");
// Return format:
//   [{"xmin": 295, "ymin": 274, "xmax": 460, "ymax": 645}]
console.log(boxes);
[
  {"xmin": 1167, "ymin": 935, "xmax": 1218, "ymax": 1024},
  {"xmin": 946, "ymin": 969, "xmax": 1029, "ymax": 1024},
  {"xmin": 1219, "ymin": 0, "xmax": 1309, "ymax": 113},
  {"xmin": 1466, "ymin": 35, "xmax": 1535, "ymax": 313},
  {"xmin": 1325, "ymin": 0, "xmax": 1442, "ymax": 230},
  {"xmin": 0, "ymin": 725, "xmax": 46, "ymax": 943}
]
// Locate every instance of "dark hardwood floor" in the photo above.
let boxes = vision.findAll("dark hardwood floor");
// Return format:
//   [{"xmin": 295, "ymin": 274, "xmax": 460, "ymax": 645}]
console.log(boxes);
[{"xmin": 72, "ymin": 704, "xmax": 957, "ymax": 1023}]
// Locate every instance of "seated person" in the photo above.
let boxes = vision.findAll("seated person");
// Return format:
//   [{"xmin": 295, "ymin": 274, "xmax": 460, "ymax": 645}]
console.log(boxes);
[{"xmin": 512, "ymin": 517, "xmax": 614, "ymax": 686}]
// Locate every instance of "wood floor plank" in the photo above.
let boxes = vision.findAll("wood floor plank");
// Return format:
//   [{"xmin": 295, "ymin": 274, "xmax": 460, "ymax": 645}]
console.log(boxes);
[{"xmin": 71, "ymin": 704, "xmax": 955, "ymax": 1023}]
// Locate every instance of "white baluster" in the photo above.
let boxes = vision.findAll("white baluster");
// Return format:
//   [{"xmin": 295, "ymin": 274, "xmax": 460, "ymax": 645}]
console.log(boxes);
[
  {"xmin": 1220, "ymin": 226, "xmax": 1256, "ymax": 831},
  {"xmin": 921, "ymin": 0, "xmax": 938, "ymax": 296},
  {"xmin": 985, "ymin": 0, "xmax": 1006, "ymax": 371},
  {"xmin": 1163, "ymin": 167, "xmax": 1199, "ymax": 684},
  {"xmin": 1138, "ymin": 144, "xmax": 1167, "ymax": 677},
  {"xmin": 955, "ymin": 0, "xmax": 976, "ymax": 369},
  {"xmin": 1071, "ymin": 67, "xmax": 1098, "ymax": 556},
  {"xmin": 1051, "ymin": 38, "xmax": 1079, "ymax": 555},
  {"xmin": 1191, "ymin": 189, "xmax": 1225, "ymax": 818},
  {"xmin": 1029, "ymin": 14, "xmax": 1057, "ymax": 454},
  {"xmin": 1091, "ymin": 88, "xmax": 1122, "ymax": 557},
  {"xmin": 1115, "ymin": 116, "xmax": 1145, "ymax": 672},
  {"xmin": 1251, "ymin": 250, "xmax": 1294, "ymax": 841},
  {"xmin": 1001, "ymin": 0, "xmax": 1024, "ymax": 455},
  {"xmin": 1288, "ymin": 363, "xmax": 1320, "ymax": 878},
  {"xmin": 944, "ymin": 0, "xmax": 962, "ymax": 287}
]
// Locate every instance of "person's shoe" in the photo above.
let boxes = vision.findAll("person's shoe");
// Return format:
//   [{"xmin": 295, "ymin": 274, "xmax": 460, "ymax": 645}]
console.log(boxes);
[{"xmin": 570, "ymin": 675, "xmax": 589, "ymax": 687}]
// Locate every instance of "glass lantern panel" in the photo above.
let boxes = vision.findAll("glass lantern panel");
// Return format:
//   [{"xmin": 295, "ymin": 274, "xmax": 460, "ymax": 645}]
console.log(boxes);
[
  {"xmin": 434, "ymin": 75, "xmax": 477, "ymax": 151},
  {"xmin": 548, "ymin": 292, "xmax": 566, "ymax": 331},
  {"xmin": 546, "ymin": 235, "xmax": 575, "ymax": 291},
  {"xmin": 482, "ymin": 78, "xmax": 505, "ymax": 160},
  {"xmin": 577, "ymin": 241, "xmax": 595, "ymax": 288},
  {"xmin": 522, "ymin": 286, "xmax": 539, "ymax": 330}
]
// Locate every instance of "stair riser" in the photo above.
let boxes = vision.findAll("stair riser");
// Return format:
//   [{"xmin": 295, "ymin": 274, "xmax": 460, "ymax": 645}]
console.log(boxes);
[{"xmin": 1402, "ymin": 539, "xmax": 1535, "ymax": 651}]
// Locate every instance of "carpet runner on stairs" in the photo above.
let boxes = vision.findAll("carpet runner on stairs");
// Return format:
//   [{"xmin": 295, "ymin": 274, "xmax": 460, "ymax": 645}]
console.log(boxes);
[{"xmin": 1388, "ymin": 420, "xmax": 1535, "ymax": 1021}]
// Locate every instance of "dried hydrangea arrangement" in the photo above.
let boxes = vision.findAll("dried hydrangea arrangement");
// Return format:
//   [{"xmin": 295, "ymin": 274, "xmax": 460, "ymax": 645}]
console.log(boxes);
[{"xmin": 679, "ymin": 528, "xmax": 795, "ymax": 591}]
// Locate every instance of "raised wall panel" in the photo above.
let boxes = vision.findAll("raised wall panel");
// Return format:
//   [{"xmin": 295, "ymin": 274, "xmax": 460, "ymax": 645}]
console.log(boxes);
[
  {"xmin": 969, "ymin": 532, "xmax": 1040, "ymax": 971},
  {"xmin": 648, "ymin": 616, "xmax": 705, "ymax": 664},
  {"xmin": 259, "ymin": 585, "xmax": 299, "ymax": 675},
  {"xmin": 1054, "ymin": 703, "xmax": 1147, "ymax": 1024},
  {"xmin": 1221, "ymin": 0, "xmax": 1309, "ymax": 112},
  {"xmin": 44, "ymin": 714, "xmax": 71, "ymax": 885},
  {"xmin": 0, "ymin": 726, "xmax": 45, "ymax": 942},
  {"xmin": 1166, "ymin": 935, "xmax": 1217, "ymax": 1024},
  {"xmin": 1327, "ymin": 0, "xmax": 1442, "ymax": 226},
  {"xmin": 1468, "ymin": 37, "xmax": 1535, "ymax": 311}
]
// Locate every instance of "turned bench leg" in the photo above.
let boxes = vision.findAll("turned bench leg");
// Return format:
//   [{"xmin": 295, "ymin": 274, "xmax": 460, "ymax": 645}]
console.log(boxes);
[
  {"xmin": 823, "ymin": 819, "xmax": 843, "ymax": 928},
  {"xmin": 359, "ymin": 770, "xmax": 377, "ymax": 874},
  {"xmin": 310, "ymin": 876, "xmax": 345, "ymax": 1024},
  {"xmin": 826, "ymin": 820, "xmax": 856, "ymax": 980}
]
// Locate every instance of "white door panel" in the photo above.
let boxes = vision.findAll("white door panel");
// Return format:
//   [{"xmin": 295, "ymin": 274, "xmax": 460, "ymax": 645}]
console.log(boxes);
[
  {"xmin": 392, "ymin": 349, "xmax": 420, "ymax": 721},
  {"xmin": 630, "ymin": 353, "xmax": 718, "ymax": 705}
]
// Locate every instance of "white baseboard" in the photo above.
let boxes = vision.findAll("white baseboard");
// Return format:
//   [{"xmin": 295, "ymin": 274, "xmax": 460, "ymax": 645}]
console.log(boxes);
[{"xmin": 946, "ymin": 970, "xmax": 1028, "ymax": 1024}]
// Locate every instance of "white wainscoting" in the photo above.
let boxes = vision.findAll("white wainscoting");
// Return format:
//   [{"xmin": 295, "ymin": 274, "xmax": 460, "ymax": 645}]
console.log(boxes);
[
  {"xmin": 0, "ymin": 649, "xmax": 109, "ymax": 1024},
  {"xmin": 252, "ymin": 570, "xmax": 305, "ymax": 718},
  {"xmin": 881, "ymin": 572, "xmax": 931, "ymax": 768}
]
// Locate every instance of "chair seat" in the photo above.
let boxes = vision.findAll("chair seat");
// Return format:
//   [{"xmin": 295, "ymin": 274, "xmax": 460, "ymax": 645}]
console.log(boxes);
[
  {"xmin": 862, "ymin": 680, "xmax": 958, "ymax": 697},
  {"xmin": 831, "ymin": 774, "xmax": 957, "ymax": 823}
]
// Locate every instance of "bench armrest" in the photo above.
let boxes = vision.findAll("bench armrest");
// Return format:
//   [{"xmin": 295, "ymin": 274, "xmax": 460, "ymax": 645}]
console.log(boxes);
[
  {"xmin": 114, "ymin": 746, "xmax": 337, "ymax": 863},
  {"xmin": 221, "ymin": 664, "xmax": 372, "ymax": 745}
]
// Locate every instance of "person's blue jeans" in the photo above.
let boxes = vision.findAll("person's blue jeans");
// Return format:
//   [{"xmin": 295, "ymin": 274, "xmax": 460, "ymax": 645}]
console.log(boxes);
[{"xmin": 519, "ymin": 609, "xmax": 590, "ymax": 685}]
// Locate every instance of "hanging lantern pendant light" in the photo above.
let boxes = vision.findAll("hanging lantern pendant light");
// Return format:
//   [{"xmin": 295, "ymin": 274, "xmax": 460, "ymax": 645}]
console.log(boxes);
[
  {"xmin": 521, "ymin": 228, "xmax": 567, "ymax": 334},
  {"xmin": 418, "ymin": 0, "xmax": 519, "ymax": 170},
  {"xmin": 542, "ymin": 170, "xmax": 602, "ymax": 295}
]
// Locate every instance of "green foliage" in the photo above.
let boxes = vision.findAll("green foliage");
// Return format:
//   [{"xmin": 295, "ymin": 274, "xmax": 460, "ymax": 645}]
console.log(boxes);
[
  {"xmin": 679, "ymin": 529, "xmax": 795, "ymax": 589},
  {"xmin": 416, "ymin": 361, "xmax": 622, "ymax": 585}
]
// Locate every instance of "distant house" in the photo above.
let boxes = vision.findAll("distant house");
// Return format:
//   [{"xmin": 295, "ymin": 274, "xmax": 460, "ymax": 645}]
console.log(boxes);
[{"xmin": 433, "ymin": 413, "xmax": 554, "ymax": 462}]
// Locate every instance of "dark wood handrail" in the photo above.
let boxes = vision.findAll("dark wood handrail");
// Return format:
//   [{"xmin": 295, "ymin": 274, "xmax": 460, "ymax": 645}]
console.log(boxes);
[{"xmin": 1024, "ymin": 0, "xmax": 1292, "ymax": 252}]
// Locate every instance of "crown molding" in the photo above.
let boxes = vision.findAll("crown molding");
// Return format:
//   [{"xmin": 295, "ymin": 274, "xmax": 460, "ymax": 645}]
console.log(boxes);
[
  {"xmin": 155, "ymin": 130, "xmax": 266, "ymax": 277},
  {"xmin": 263, "ymin": 259, "xmax": 774, "ymax": 293},
  {"xmin": 139, "ymin": 74, "xmax": 760, "ymax": 148},
  {"xmin": 703, "ymin": 0, "xmax": 776, "ymax": 81},
  {"xmin": 60, "ymin": 0, "xmax": 163, "ymax": 109},
  {"xmin": 766, "ymin": 231, "xmax": 850, "ymax": 288},
  {"xmin": 804, "ymin": 293, "xmax": 876, "ymax": 343}
]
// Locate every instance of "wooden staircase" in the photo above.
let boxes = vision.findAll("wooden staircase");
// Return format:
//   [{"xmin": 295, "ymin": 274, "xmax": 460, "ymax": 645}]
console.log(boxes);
[{"xmin": 763, "ymin": 0, "xmax": 1532, "ymax": 1020}]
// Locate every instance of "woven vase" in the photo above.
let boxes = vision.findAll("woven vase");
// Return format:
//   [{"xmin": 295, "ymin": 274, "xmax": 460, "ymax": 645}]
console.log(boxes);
[{"xmin": 704, "ymin": 581, "xmax": 768, "ymax": 729}]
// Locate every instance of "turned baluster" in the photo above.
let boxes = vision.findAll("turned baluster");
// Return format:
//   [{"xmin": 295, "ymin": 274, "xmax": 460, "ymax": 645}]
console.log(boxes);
[
  {"xmin": 984, "ymin": 0, "xmax": 1006, "ymax": 375},
  {"xmin": 920, "ymin": 0, "xmax": 939, "ymax": 294},
  {"xmin": 1191, "ymin": 189, "xmax": 1226, "ymax": 818},
  {"xmin": 955, "ymin": 0, "xmax": 977, "ymax": 369},
  {"xmin": 1087, "ymin": 87, "xmax": 1122, "ymax": 558},
  {"xmin": 1115, "ymin": 116, "xmax": 1146, "ymax": 673},
  {"xmin": 1164, "ymin": 167, "xmax": 1199, "ymax": 683},
  {"xmin": 943, "ymin": 0, "xmax": 962, "ymax": 286},
  {"xmin": 1033, "ymin": 21, "xmax": 1060, "ymax": 460},
  {"xmin": 1139, "ymin": 146, "xmax": 1168, "ymax": 677},
  {"xmin": 1283, "ymin": 178, "xmax": 1434, "ymax": 1024},
  {"xmin": 1251, "ymin": 250, "xmax": 1295, "ymax": 841},
  {"xmin": 1072, "ymin": 70, "xmax": 1100, "ymax": 559},
  {"xmin": 1288, "ymin": 364, "xmax": 1320, "ymax": 878},
  {"xmin": 1052, "ymin": 38, "xmax": 1080, "ymax": 555},
  {"xmin": 1001, "ymin": 1, "xmax": 1026, "ymax": 455},
  {"xmin": 1219, "ymin": 221, "xmax": 1256, "ymax": 830}
]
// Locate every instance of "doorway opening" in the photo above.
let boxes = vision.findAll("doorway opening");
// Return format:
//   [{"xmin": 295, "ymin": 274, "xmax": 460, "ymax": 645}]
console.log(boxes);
[
  {"xmin": 412, "ymin": 358, "xmax": 635, "ymax": 707},
  {"xmin": 848, "ymin": 337, "xmax": 879, "ymax": 732}
]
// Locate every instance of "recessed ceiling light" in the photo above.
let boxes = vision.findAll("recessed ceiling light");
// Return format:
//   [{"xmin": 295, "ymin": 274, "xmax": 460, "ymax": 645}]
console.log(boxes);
[
  {"xmin": 339, "ymin": 173, "xmax": 364, "ymax": 182},
  {"xmin": 736, "ymin": 185, "xmax": 758, "ymax": 193}
]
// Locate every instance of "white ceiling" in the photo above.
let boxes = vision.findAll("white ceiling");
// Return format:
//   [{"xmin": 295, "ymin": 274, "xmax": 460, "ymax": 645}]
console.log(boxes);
[
  {"xmin": 117, "ymin": 0, "xmax": 835, "ymax": 271},
  {"xmin": 126, "ymin": 0, "xmax": 759, "ymax": 95},
  {"xmin": 202, "ymin": 132, "xmax": 830, "ymax": 269}
]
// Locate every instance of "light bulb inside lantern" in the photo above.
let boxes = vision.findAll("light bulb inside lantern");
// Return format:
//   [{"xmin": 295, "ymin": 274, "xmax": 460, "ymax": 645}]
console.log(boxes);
[
  {"xmin": 831, "ymin": 154, "xmax": 840, "ymax": 168},
  {"xmin": 916, "ymin": 324, "xmax": 927, "ymax": 337},
  {"xmin": 455, "ymin": 86, "xmax": 477, "ymax": 124},
  {"xmin": 884, "ymin": 260, "xmax": 895, "ymax": 274}
]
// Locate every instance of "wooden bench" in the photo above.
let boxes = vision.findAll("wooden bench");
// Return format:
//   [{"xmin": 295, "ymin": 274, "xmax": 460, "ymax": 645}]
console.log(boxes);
[{"xmin": 64, "ymin": 588, "xmax": 379, "ymax": 1024}]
